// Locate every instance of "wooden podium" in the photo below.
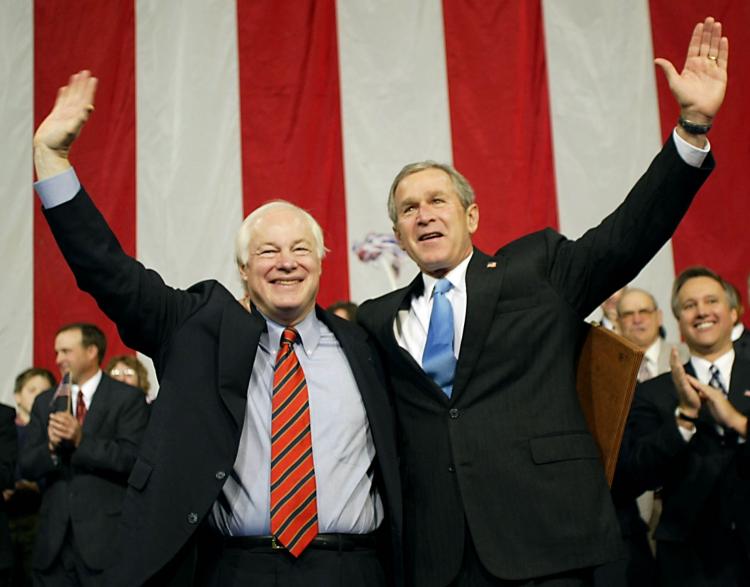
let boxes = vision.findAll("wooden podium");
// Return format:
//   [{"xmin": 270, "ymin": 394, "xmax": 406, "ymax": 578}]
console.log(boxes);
[{"xmin": 576, "ymin": 323, "xmax": 644, "ymax": 486}]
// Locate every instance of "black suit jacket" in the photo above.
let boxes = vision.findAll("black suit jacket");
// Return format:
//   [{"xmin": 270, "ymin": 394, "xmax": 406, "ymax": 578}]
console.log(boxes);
[
  {"xmin": 735, "ymin": 327, "xmax": 750, "ymax": 361},
  {"xmin": 41, "ymin": 189, "xmax": 402, "ymax": 587},
  {"xmin": 621, "ymin": 359, "xmax": 750, "ymax": 581},
  {"xmin": 358, "ymin": 138, "xmax": 714, "ymax": 585},
  {"xmin": 19, "ymin": 376, "xmax": 148, "ymax": 571},
  {"xmin": 0, "ymin": 404, "xmax": 17, "ymax": 571}
]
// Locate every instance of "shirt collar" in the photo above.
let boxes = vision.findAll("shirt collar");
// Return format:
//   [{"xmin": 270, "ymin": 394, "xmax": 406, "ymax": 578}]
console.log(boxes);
[
  {"xmin": 732, "ymin": 323, "xmax": 745, "ymax": 342},
  {"xmin": 420, "ymin": 251, "xmax": 473, "ymax": 300},
  {"xmin": 690, "ymin": 348, "xmax": 735, "ymax": 387},
  {"xmin": 643, "ymin": 338, "xmax": 661, "ymax": 367},
  {"xmin": 264, "ymin": 309, "xmax": 321, "ymax": 358},
  {"xmin": 74, "ymin": 370, "xmax": 102, "ymax": 404}
]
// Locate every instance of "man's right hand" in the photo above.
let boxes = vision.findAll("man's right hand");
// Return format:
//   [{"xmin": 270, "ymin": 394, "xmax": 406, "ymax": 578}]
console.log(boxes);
[
  {"xmin": 33, "ymin": 70, "xmax": 97, "ymax": 180},
  {"xmin": 670, "ymin": 347, "xmax": 701, "ymax": 420}
]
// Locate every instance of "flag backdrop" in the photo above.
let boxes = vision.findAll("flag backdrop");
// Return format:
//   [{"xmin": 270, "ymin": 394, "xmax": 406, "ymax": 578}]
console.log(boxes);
[{"xmin": 1, "ymin": 0, "xmax": 748, "ymax": 403}]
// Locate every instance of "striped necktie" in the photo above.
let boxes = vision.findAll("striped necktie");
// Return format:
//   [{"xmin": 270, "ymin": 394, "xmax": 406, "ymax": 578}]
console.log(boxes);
[
  {"xmin": 708, "ymin": 364, "xmax": 727, "ymax": 395},
  {"xmin": 270, "ymin": 327, "xmax": 318, "ymax": 556}
]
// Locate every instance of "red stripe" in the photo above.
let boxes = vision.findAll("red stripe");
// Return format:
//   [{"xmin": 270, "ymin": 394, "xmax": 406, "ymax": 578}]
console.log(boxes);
[
  {"xmin": 236, "ymin": 0, "xmax": 349, "ymax": 305},
  {"xmin": 33, "ymin": 0, "xmax": 136, "ymax": 370},
  {"xmin": 650, "ymin": 4, "xmax": 750, "ymax": 323},
  {"xmin": 442, "ymin": 0, "xmax": 558, "ymax": 254}
]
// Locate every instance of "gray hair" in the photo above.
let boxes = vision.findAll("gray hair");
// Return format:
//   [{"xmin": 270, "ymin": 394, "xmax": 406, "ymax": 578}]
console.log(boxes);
[
  {"xmin": 616, "ymin": 288, "xmax": 658, "ymax": 316},
  {"xmin": 234, "ymin": 200, "xmax": 326, "ymax": 267},
  {"xmin": 387, "ymin": 161, "xmax": 475, "ymax": 224}
]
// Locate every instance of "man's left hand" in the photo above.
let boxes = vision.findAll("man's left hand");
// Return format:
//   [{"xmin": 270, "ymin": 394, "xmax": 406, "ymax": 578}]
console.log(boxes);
[{"xmin": 48, "ymin": 411, "xmax": 83, "ymax": 448}]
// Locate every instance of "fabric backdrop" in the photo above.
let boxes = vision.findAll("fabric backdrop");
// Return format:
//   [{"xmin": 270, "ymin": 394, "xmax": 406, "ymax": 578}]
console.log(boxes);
[{"xmin": 1, "ymin": 0, "xmax": 748, "ymax": 403}]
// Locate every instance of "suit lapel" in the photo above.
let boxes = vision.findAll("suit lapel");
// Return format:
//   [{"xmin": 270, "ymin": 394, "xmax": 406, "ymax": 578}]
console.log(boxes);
[
  {"xmin": 217, "ymin": 300, "xmax": 265, "ymax": 431},
  {"xmin": 82, "ymin": 375, "xmax": 111, "ymax": 434},
  {"xmin": 452, "ymin": 249, "xmax": 507, "ymax": 397},
  {"xmin": 728, "ymin": 357, "xmax": 750, "ymax": 414}
]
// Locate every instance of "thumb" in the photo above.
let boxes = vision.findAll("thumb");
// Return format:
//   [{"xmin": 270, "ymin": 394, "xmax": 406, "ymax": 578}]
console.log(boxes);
[{"xmin": 654, "ymin": 58, "xmax": 679, "ymax": 84}]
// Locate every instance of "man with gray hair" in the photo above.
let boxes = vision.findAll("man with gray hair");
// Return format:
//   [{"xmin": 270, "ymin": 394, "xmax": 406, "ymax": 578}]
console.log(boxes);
[{"xmin": 30, "ymin": 72, "xmax": 402, "ymax": 587}]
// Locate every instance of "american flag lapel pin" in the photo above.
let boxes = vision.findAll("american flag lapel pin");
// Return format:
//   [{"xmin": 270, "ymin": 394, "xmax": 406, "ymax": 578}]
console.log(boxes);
[{"xmin": 486, "ymin": 261, "xmax": 497, "ymax": 269}]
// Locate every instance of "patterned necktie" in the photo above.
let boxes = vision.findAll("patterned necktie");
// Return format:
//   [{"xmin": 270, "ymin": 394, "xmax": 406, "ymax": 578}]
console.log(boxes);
[
  {"xmin": 423, "ymin": 278, "xmax": 457, "ymax": 397},
  {"xmin": 708, "ymin": 364, "xmax": 727, "ymax": 395},
  {"xmin": 637, "ymin": 358, "xmax": 652, "ymax": 382},
  {"xmin": 75, "ymin": 390, "xmax": 87, "ymax": 425},
  {"xmin": 270, "ymin": 327, "xmax": 318, "ymax": 557}
]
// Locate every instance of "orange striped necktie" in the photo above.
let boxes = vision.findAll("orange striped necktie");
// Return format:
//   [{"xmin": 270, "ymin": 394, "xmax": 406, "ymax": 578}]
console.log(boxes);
[{"xmin": 270, "ymin": 327, "xmax": 318, "ymax": 556}]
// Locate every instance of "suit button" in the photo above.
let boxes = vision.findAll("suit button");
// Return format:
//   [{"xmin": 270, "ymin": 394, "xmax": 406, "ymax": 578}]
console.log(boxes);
[
  {"xmin": 449, "ymin": 408, "xmax": 459, "ymax": 419},
  {"xmin": 215, "ymin": 471, "xmax": 226, "ymax": 480},
  {"xmin": 187, "ymin": 512, "xmax": 199, "ymax": 525},
  {"xmin": 448, "ymin": 464, "xmax": 455, "ymax": 473}
]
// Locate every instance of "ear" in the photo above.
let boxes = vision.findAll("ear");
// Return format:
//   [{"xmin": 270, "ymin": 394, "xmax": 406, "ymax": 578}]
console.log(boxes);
[
  {"xmin": 731, "ymin": 307, "xmax": 739, "ymax": 326},
  {"xmin": 466, "ymin": 203, "xmax": 479, "ymax": 234},
  {"xmin": 657, "ymin": 308, "xmax": 664, "ymax": 325},
  {"xmin": 393, "ymin": 225, "xmax": 405, "ymax": 250}
]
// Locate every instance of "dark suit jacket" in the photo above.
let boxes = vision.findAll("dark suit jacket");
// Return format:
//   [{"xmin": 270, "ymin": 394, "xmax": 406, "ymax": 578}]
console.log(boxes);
[
  {"xmin": 19, "ymin": 376, "xmax": 148, "ymax": 571},
  {"xmin": 357, "ymin": 138, "xmax": 714, "ymax": 585},
  {"xmin": 0, "ymin": 404, "xmax": 17, "ymax": 571},
  {"xmin": 735, "ymin": 327, "xmax": 750, "ymax": 361},
  {"xmin": 621, "ymin": 359, "xmax": 750, "ymax": 583},
  {"xmin": 41, "ymin": 190, "xmax": 402, "ymax": 587}
]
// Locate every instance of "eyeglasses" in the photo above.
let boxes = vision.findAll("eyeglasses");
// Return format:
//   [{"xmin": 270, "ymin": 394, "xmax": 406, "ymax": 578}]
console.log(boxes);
[
  {"xmin": 110, "ymin": 368, "xmax": 137, "ymax": 377},
  {"xmin": 619, "ymin": 308, "xmax": 657, "ymax": 320}
]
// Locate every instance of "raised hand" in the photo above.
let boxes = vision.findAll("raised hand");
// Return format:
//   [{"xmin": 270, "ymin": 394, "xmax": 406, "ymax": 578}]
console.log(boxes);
[
  {"xmin": 670, "ymin": 347, "xmax": 700, "ymax": 418},
  {"xmin": 654, "ymin": 17, "xmax": 728, "ymax": 134},
  {"xmin": 687, "ymin": 374, "xmax": 748, "ymax": 437},
  {"xmin": 33, "ymin": 70, "xmax": 98, "ymax": 180}
]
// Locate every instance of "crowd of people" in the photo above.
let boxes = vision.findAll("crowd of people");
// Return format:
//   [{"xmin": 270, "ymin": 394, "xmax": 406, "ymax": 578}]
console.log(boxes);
[{"xmin": 0, "ymin": 13, "xmax": 744, "ymax": 587}]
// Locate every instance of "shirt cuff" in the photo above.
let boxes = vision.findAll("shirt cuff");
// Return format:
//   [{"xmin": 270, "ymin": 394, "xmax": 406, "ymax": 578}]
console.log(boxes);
[
  {"xmin": 677, "ymin": 423, "xmax": 697, "ymax": 442},
  {"xmin": 672, "ymin": 128, "xmax": 710, "ymax": 168},
  {"xmin": 34, "ymin": 167, "xmax": 80, "ymax": 209}
]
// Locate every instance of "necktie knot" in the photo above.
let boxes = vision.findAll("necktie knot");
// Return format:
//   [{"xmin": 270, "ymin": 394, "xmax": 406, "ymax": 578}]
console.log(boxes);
[
  {"xmin": 281, "ymin": 327, "xmax": 300, "ymax": 347},
  {"xmin": 434, "ymin": 278, "xmax": 453, "ymax": 296}
]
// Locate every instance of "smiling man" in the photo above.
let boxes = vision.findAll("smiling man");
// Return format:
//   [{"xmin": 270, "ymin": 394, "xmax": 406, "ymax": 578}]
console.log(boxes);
[
  {"xmin": 358, "ymin": 16, "xmax": 728, "ymax": 587},
  {"xmin": 620, "ymin": 266, "xmax": 750, "ymax": 585},
  {"xmin": 30, "ymin": 73, "xmax": 401, "ymax": 587}
]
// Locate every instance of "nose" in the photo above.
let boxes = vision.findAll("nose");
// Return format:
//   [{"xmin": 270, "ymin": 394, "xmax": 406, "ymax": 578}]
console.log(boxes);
[
  {"xmin": 276, "ymin": 250, "xmax": 298, "ymax": 270},
  {"xmin": 415, "ymin": 203, "xmax": 433, "ymax": 224}
]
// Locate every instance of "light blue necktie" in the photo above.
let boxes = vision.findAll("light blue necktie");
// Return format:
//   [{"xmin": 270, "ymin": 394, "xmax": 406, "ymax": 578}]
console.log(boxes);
[
  {"xmin": 422, "ymin": 278, "xmax": 457, "ymax": 397},
  {"xmin": 708, "ymin": 364, "xmax": 727, "ymax": 395}
]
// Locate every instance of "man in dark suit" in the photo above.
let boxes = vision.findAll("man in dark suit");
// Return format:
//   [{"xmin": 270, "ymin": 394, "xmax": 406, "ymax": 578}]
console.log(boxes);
[
  {"xmin": 19, "ymin": 323, "xmax": 149, "ymax": 586},
  {"xmin": 357, "ymin": 17, "xmax": 727, "ymax": 587},
  {"xmin": 619, "ymin": 266, "xmax": 750, "ymax": 585},
  {"xmin": 31, "ymin": 72, "xmax": 401, "ymax": 587},
  {"xmin": 0, "ymin": 404, "xmax": 18, "ymax": 586}
]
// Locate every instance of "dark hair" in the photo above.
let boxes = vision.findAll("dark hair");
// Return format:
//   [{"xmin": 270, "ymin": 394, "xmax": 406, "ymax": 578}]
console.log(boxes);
[
  {"xmin": 105, "ymin": 354, "xmax": 151, "ymax": 394},
  {"xmin": 327, "ymin": 301, "xmax": 359, "ymax": 322},
  {"xmin": 56, "ymin": 323, "xmax": 107, "ymax": 365},
  {"xmin": 671, "ymin": 266, "xmax": 732, "ymax": 318},
  {"xmin": 14, "ymin": 367, "xmax": 56, "ymax": 395}
]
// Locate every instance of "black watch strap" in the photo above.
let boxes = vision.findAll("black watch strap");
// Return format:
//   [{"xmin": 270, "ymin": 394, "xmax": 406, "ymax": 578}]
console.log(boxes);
[{"xmin": 678, "ymin": 117, "xmax": 712, "ymax": 135}]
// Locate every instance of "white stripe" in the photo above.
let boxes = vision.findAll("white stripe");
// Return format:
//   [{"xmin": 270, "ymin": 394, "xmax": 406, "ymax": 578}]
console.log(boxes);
[
  {"xmin": 136, "ymin": 0, "xmax": 244, "ymax": 393},
  {"xmin": 543, "ymin": 0, "xmax": 679, "ymax": 335},
  {"xmin": 337, "ymin": 0, "xmax": 453, "ymax": 302},
  {"xmin": 0, "ymin": 0, "xmax": 33, "ymax": 405}
]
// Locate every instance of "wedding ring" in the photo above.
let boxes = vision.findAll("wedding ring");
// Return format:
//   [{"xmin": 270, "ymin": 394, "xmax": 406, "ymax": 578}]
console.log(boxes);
[{"xmin": 707, "ymin": 55, "xmax": 718, "ymax": 61}]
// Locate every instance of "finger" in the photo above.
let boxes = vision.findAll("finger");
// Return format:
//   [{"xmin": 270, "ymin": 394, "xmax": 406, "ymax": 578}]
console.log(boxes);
[
  {"xmin": 699, "ymin": 16, "xmax": 715, "ymax": 57},
  {"xmin": 717, "ymin": 36, "xmax": 729, "ymax": 70},
  {"xmin": 654, "ymin": 59, "xmax": 678, "ymax": 85},
  {"xmin": 685, "ymin": 22, "xmax": 702, "ymax": 60},
  {"xmin": 708, "ymin": 20, "xmax": 722, "ymax": 58}
]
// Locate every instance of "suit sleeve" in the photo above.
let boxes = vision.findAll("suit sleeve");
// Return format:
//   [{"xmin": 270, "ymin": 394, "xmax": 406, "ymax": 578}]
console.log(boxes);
[
  {"xmin": 71, "ymin": 390, "xmax": 149, "ymax": 477},
  {"xmin": 41, "ymin": 188, "xmax": 205, "ymax": 358},
  {"xmin": 0, "ymin": 406, "xmax": 17, "ymax": 491},
  {"xmin": 545, "ymin": 137, "xmax": 714, "ymax": 318},
  {"xmin": 19, "ymin": 393, "xmax": 60, "ymax": 482}
]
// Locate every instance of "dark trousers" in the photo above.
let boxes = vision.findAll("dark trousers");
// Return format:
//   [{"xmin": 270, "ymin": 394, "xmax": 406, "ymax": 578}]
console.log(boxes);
[
  {"xmin": 657, "ymin": 532, "xmax": 750, "ymax": 587},
  {"xmin": 32, "ymin": 525, "xmax": 104, "ymax": 587},
  {"xmin": 194, "ymin": 536, "xmax": 387, "ymax": 587},
  {"xmin": 448, "ymin": 527, "xmax": 592, "ymax": 587}
]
